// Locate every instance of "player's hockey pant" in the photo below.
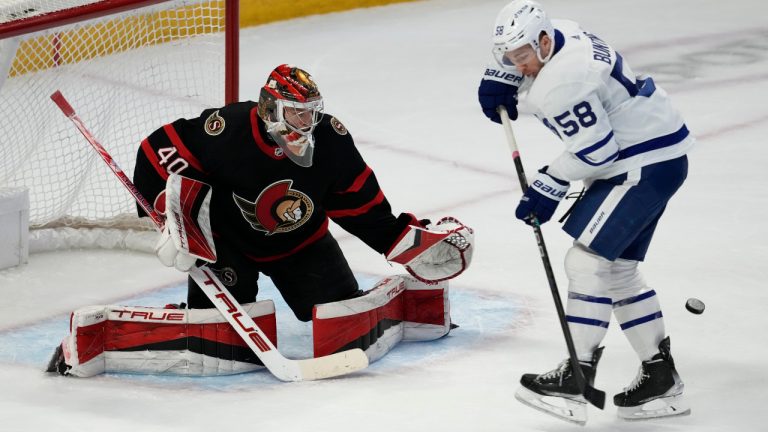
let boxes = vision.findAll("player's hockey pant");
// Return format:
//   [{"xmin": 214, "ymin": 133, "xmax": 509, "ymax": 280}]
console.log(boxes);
[
  {"xmin": 187, "ymin": 232, "xmax": 359, "ymax": 322},
  {"xmin": 563, "ymin": 155, "xmax": 688, "ymax": 261}
]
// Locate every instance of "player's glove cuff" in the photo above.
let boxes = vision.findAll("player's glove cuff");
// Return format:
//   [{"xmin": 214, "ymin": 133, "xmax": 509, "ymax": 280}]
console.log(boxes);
[
  {"xmin": 515, "ymin": 167, "xmax": 569, "ymax": 225},
  {"xmin": 530, "ymin": 167, "xmax": 569, "ymax": 200}
]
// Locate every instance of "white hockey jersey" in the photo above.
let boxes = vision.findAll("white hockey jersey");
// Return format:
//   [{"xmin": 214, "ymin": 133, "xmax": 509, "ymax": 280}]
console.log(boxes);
[{"xmin": 484, "ymin": 20, "xmax": 694, "ymax": 182}]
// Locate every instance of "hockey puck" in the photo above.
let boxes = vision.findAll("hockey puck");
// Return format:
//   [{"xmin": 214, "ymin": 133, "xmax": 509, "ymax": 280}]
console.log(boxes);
[{"xmin": 685, "ymin": 298, "xmax": 705, "ymax": 314}]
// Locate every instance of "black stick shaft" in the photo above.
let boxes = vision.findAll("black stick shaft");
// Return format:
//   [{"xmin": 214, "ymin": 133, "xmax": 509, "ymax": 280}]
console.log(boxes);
[{"xmin": 498, "ymin": 107, "xmax": 604, "ymax": 409}]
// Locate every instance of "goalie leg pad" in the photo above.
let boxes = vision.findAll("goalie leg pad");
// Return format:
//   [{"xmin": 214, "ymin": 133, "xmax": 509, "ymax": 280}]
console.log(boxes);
[
  {"xmin": 312, "ymin": 275, "xmax": 451, "ymax": 363},
  {"xmin": 55, "ymin": 301, "xmax": 276, "ymax": 377},
  {"xmin": 402, "ymin": 277, "xmax": 451, "ymax": 341}
]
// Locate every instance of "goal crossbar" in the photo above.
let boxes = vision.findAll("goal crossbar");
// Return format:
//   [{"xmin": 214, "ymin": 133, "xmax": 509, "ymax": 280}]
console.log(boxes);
[{"xmin": 0, "ymin": 0, "xmax": 238, "ymax": 251}]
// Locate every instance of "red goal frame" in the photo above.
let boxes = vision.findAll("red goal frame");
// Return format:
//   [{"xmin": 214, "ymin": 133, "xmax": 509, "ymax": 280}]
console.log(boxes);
[{"xmin": 0, "ymin": 0, "xmax": 239, "ymax": 103}]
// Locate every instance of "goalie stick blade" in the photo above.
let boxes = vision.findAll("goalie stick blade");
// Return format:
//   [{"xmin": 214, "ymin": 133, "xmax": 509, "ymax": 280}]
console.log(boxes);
[
  {"xmin": 294, "ymin": 348, "xmax": 369, "ymax": 381},
  {"xmin": 256, "ymin": 347, "xmax": 369, "ymax": 382},
  {"xmin": 192, "ymin": 266, "xmax": 369, "ymax": 382}
]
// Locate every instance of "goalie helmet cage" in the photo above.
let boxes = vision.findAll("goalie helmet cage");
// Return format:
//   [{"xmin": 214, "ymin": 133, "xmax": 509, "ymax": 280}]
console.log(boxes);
[{"xmin": 0, "ymin": 0, "xmax": 238, "ymax": 251}]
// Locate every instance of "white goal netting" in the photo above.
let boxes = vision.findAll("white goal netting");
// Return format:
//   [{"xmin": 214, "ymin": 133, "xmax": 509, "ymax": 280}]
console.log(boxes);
[{"xmin": 0, "ymin": 0, "xmax": 235, "ymax": 251}]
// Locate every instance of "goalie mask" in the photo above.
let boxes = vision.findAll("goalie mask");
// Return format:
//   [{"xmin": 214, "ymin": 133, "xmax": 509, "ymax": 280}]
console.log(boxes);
[{"xmin": 258, "ymin": 64, "xmax": 324, "ymax": 167}]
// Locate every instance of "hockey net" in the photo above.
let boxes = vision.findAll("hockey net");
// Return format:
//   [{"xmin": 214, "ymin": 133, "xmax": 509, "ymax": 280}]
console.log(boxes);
[{"xmin": 0, "ymin": 0, "xmax": 237, "ymax": 252}]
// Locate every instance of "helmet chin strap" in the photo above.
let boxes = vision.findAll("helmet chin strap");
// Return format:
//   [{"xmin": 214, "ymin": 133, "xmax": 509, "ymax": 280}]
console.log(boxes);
[
  {"xmin": 534, "ymin": 35, "xmax": 554, "ymax": 64},
  {"xmin": 536, "ymin": 47, "xmax": 551, "ymax": 63}
]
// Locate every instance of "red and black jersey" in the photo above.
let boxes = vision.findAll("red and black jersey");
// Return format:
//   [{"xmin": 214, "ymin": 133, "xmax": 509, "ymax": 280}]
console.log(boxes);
[{"xmin": 134, "ymin": 101, "xmax": 415, "ymax": 262}]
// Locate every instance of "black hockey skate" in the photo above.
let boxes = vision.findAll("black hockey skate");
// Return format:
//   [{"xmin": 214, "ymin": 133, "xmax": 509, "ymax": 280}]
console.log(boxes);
[
  {"xmin": 614, "ymin": 336, "xmax": 690, "ymax": 420},
  {"xmin": 45, "ymin": 344, "xmax": 71, "ymax": 376},
  {"xmin": 514, "ymin": 347, "xmax": 604, "ymax": 425}
]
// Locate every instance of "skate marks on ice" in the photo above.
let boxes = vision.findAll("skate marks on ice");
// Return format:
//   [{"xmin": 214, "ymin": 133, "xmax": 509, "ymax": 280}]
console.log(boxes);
[
  {"xmin": 623, "ymin": 27, "xmax": 768, "ymax": 94},
  {"xmin": 0, "ymin": 274, "xmax": 526, "ymax": 390}
]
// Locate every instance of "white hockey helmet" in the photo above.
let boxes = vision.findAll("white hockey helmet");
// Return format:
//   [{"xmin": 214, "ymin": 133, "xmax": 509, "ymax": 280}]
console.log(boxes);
[{"xmin": 492, "ymin": 0, "xmax": 554, "ymax": 65}]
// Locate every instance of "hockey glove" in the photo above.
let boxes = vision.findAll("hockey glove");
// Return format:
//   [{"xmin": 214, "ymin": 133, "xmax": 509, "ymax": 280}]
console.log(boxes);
[
  {"xmin": 515, "ymin": 167, "xmax": 569, "ymax": 226},
  {"xmin": 386, "ymin": 217, "xmax": 474, "ymax": 284},
  {"xmin": 478, "ymin": 79, "xmax": 518, "ymax": 123},
  {"xmin": 155, "ymin": 174, "xmax": 217, "ymax": 271}
]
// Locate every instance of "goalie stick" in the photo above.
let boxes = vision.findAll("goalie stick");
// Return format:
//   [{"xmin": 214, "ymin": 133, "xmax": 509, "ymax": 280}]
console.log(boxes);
[
  {"xmin": 498, "ymin": 106, "xmax": 606, "ymax": 410},
  {"xmin": 50, "ymin": 90, "xmax": 369, "ymax": 382}
]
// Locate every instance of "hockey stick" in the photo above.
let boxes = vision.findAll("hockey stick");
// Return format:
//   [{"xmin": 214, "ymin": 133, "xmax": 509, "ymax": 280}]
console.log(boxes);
[
  {"xmin": 498, "ymin": 107, "xmax": 605, "ymax": 409},
  {"xmin": 50, "ymin": 90, "xmax": 369, "ymax": 381}
]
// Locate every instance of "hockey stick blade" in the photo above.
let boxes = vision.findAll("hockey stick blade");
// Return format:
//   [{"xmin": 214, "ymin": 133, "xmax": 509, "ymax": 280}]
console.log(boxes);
[
  {"xmin": 50, "ymin": 90, "xmax": 369, "ymax": 381},
  {"xmin": 498, "ymin": 107, "xmax": 606, "ymax": 409},
  {"xmin": 584, "ymin": 383, "xmax": 606, "ymax": 409}
]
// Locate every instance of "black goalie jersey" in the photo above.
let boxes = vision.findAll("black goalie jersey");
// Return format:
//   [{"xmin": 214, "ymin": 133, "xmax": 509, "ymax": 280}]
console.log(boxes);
[{"xmin": 134, "ymin": 101, "xmax": 416, "ymax": 262}]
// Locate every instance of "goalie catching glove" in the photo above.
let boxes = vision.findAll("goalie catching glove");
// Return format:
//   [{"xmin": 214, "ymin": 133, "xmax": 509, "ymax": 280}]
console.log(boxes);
[
  {"xmin": 155, "ymin": 174, "xmax": 217, "ymax": 271},
  {"xmin": 386, "ymin": 217, "xmax": 474, "ymax": 284}
]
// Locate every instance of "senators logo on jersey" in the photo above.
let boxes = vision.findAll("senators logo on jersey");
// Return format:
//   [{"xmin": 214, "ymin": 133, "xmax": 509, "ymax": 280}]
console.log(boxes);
[
  {"xmin": 232, "ymin": 180, "xmax": 314, "ymax": 235},
  {"xmin": 204, "ymin": 110, "xmax": 226, "ymax": 136},
  {"xmin": 330, "ymin": 116, "xmax": 348, "ymax": 136}
]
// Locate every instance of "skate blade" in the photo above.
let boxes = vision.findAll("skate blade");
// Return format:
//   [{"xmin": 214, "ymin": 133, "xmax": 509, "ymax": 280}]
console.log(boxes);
[
  {"xmin": 617, "ymin": 394, "xmax": 691, "ymax": 421},
  {"xmin": 515, "ymin": 386, "xmax": 587, "ymax": 426}
]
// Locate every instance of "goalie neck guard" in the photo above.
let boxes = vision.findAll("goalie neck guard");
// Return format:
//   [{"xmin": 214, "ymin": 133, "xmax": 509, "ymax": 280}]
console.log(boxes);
[{"xmin": 257, "ymin": 64, "xmax": 324, "ymax": 168}]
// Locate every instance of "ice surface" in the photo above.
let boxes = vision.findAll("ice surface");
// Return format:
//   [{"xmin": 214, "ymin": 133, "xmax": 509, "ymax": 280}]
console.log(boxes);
[{"xmin": 1, "ymin": 0, "xmax": 767, "ymax": 430}]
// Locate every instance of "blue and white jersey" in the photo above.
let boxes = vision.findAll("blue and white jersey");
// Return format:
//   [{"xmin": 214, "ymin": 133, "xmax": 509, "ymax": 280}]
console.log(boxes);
[{"xmin": 484, "ymin": 20, "xmax": 693, "ymax": 183}]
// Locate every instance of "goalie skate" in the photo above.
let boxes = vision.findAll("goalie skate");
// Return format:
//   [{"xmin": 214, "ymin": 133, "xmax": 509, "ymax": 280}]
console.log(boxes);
[
  {"xmin": 514, "ymin": 347, "xmax": 603, "ymax": 426},
  {"xmin": 615, "ymin": 337, "xmax": 690, "ymax": 421}
]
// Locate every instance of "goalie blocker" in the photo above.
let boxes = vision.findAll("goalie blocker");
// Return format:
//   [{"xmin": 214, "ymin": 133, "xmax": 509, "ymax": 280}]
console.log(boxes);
[{"xmin": 48, "ymin": 275, "xmax": 450, "ymax": 377}]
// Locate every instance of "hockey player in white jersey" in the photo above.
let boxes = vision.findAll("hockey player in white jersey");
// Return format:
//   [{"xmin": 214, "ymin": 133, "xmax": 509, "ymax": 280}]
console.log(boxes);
[{"xmin": 478, "ymin": 0, "xmax": 692, "ymax": 424}]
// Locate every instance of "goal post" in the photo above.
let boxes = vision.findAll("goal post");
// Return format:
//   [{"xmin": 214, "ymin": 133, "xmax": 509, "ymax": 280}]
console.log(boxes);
[{"xmin": 0, "ymin": 0, "xmax": 238, "ymax": 251}]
